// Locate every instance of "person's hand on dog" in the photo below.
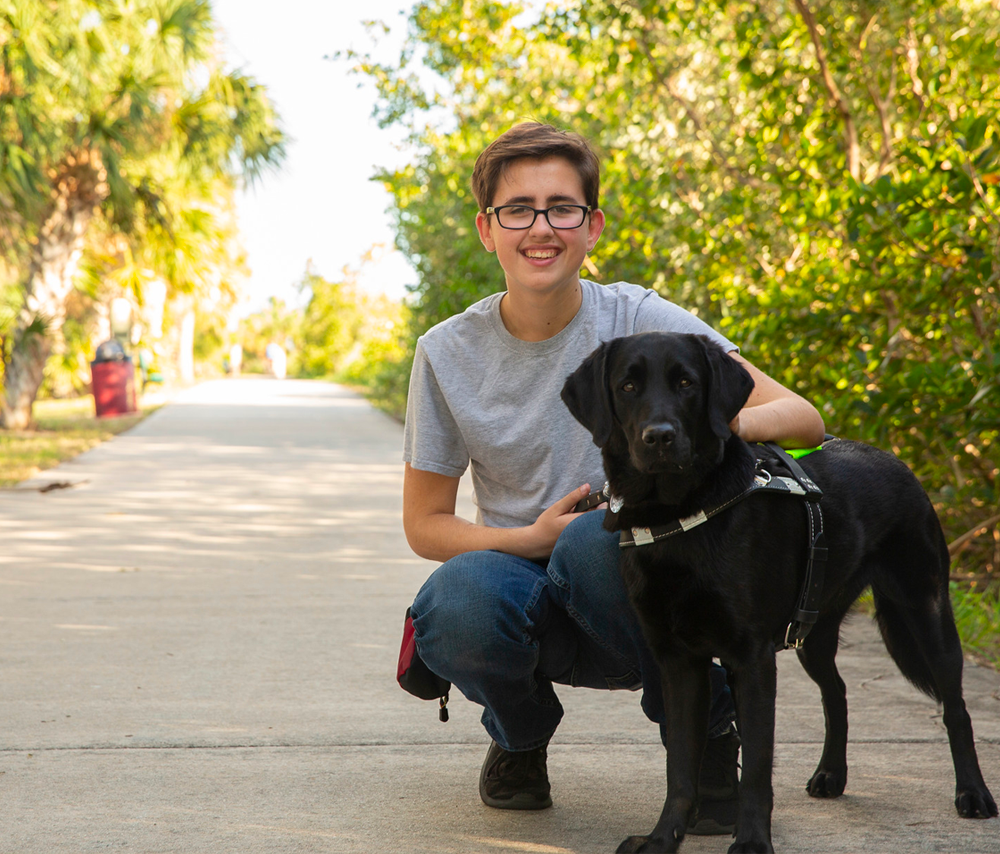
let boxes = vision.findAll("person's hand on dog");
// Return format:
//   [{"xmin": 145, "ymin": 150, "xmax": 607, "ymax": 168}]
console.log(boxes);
[{"xmin": 524, "ymin": 484, "xmax": 605, "ymax": 559}]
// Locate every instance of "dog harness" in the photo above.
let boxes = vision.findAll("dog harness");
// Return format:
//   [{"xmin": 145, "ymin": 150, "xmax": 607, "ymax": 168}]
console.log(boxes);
[{"xmin": 607, "ymin": 442, "xmax": 828, "ymax": 651}]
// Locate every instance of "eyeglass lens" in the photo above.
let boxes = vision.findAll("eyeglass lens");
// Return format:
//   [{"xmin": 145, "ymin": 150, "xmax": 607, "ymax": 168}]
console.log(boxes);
[{"xmin": 496, "ymin": 205, "xmax": 588, "ymax": 229}]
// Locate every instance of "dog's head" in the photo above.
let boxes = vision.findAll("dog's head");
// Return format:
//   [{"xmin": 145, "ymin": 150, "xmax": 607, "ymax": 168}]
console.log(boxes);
[{"xmin": 561, "ymin": 332, "xmax": 754, "ymax": 494}]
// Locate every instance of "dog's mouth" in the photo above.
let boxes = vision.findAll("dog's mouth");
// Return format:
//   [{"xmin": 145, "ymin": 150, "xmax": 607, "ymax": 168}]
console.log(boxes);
[
  {"xmin": 629, "ymin": 443, "xmax": 694, "ymax": 475},
  {"xmin": 642, "ymin": 459, "xmax": 688, "ymax": 474}
]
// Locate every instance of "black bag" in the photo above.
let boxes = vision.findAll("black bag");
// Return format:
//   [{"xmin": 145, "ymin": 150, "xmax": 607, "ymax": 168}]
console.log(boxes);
[{"xmin": 397, "ymin": 607, "xmax": 451, "ymax": 721}]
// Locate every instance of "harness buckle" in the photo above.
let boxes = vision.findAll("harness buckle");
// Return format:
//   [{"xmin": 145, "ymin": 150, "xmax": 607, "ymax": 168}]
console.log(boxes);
[{"xmin": 784, "ymin": 623, "xmax": 804, "ymax": 650}]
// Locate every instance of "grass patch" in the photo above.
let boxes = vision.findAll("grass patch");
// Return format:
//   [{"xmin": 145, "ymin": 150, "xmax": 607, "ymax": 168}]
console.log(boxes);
[
  {"xmin": 0, "ymin": 397, "xmax": 153, "ymax": 487},
  {"xmin": 950, "ymin": 581, "xmax": 1000, "ymax": 669}
]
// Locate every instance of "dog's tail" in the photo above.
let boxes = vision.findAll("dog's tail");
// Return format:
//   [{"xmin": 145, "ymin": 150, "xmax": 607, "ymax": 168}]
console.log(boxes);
[
  {"xmin": 870, "ymin": 592, "xmax": 945, "ymax": 702},
  {"xmin": 868, "ymin": 507, "xmax": 963, "ymax": 704}
]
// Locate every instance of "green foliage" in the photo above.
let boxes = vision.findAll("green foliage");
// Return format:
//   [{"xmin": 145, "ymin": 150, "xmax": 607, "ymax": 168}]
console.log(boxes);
[
  {"xmin": 0, "ymin": 0, "xmax": 285, "ymax": 426},
  {"xmin": 950, "ymin": 581, "xmax": 1000, "ymax": 668},
  {"xmin": 340, "ymin": 303, "xmax": 412, "ymax": 421},
  {"xmin": 233, "ymin": 272, "xmax": 404, "ymax": 389},
  {"xmin": 0, "ymin": 0, "xmax": 285, "ymax": 250},
  {"xmin": 237, "ymin": 297, "xmax": 299, "ymax": 375},
  {"xmin": 0, "ymin": 277, "xmax": 17, "ymax": 378},
  {"xmin": 348, "ymin": 0, "xmax": 1000, "ymax": 588},
  {"xmin": 296, "ymin": 271, "xmax": 366, "ymax": 378}
]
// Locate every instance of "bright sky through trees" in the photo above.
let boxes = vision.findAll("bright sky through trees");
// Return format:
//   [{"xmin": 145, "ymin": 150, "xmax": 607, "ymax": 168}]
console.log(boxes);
[{"xmin": 211, "ymin": 0, "xmax": 417, "ymax": 311}]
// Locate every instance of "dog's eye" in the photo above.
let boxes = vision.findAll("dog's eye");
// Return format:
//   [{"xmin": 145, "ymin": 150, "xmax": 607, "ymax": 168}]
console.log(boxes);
[
  {"xmin": 621, "ymin": 381, "xmax": 636, "ymax": 393},
  {"xmin": 678, "ymin": 378, "xmax": 693, "ymax": 389}
]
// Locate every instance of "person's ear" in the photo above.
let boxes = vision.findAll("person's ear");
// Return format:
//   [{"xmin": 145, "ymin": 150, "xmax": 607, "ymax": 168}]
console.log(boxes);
[
  {"xmin": 476, "ymin": 211, "xmax": 497, "ymax": 252},
  {"xmin": 585, "ymin": 208, "xmax": 605, "ymax": 252}
]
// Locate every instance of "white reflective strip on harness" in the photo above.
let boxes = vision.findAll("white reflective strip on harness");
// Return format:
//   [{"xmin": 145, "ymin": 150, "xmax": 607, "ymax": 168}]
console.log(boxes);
[
  {"xmin": 631, "ymin": 526, "xmax": 655, "ymax": 545},
  {"xmin": 775, "ymin": 477, "xmax": 806, "ymax": 495},
  {"xmin": 679, "ymin": 510, "xmax": 709, "ymax": 531}
]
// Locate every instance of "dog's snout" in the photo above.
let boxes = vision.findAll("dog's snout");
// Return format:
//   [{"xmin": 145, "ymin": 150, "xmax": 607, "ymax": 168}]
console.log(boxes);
[{"xmin": 642, "ymin": 423, "xmax": 676, "ymax": 446}]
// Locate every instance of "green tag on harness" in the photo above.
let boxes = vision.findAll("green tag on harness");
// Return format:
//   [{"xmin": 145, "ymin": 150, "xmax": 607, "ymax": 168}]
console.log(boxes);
[{"xmin": 786, "ymin": 447, "xmax": 822, "ymax": 459}]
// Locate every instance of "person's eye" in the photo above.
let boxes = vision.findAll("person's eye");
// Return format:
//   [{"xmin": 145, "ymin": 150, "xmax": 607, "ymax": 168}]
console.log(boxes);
[
  {"xmin": 550, "ymin": 205, "xmax": 575, "ymax": 216},
  {"xmin": 506, "ymin": 206, "xmax": 532, "ymax": 216}
]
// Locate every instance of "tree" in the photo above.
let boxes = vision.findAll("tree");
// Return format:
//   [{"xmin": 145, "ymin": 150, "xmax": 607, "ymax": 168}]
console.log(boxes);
[
  {"xmin": 296, "ymin": 268, "xmax": 367, "ymax": 378},
  {"xmin": 349, "ymin": 0, "xmax": 1000, "ymax": 578},
  {"xmin": 0, "ymin": 0, "xmax": 285, "ymax": 428}
]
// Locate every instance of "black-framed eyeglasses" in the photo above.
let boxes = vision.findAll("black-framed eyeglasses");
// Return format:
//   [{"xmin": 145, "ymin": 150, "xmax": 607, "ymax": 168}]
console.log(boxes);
[{"xmin": 485, "ymin": 204, "xmax": 592, "ymax": 230}]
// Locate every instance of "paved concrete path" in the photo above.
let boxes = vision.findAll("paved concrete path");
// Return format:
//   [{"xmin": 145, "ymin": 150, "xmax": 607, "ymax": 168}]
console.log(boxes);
[{"xmin": 1, "ymin": 378, "xmax": 998, "ymax": 853}]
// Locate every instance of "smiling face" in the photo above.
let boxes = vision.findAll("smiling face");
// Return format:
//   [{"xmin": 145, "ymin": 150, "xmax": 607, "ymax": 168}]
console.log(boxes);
[{"xmin": 475, "ymin": 156, "xmax": 605, "ymax": 300}]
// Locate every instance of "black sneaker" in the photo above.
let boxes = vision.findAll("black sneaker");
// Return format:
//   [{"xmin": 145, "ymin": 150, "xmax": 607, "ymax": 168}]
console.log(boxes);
[
  {"xmin": 687, "ymin": 724, "xmax": 740, "ymax": 835},
  {"xmin": 479, "ymin": 739, "xmax": 553, "ymax": 810}
]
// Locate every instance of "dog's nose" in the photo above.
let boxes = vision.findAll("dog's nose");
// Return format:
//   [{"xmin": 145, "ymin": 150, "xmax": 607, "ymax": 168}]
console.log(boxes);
[{"xmin": 642, "ymin": 423, "xmax": 676, "ymax": 446}]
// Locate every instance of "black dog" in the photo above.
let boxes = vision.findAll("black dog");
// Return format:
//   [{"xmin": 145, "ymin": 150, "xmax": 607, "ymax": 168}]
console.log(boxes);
[{"xmin": 561, "ymin": 331, "xmax": 997, "ymax": 854}]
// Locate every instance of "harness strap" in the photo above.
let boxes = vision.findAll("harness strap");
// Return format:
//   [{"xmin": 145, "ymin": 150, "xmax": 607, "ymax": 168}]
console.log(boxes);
[
  {"xmin": 614, "ymin": 442, "xmax": 828, "ymax": 651},
  {"xmin": 617, "ymin": 472, "xmax": 814, "ymax": 547},
  {"xmin": 765, "ymin": 443, "xmax": 827, "ymax": 650}
]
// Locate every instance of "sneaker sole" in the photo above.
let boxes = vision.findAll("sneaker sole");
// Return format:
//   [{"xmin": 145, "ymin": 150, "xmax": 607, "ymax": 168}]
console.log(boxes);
[{"xmin": 479, "ymin": 790, "xmax": 553, "ymax": 810}]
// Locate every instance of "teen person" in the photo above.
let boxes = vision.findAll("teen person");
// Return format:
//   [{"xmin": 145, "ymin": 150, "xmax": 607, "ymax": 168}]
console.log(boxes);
[{"xmin": 401, "ymin": 122, "xmax": 824, "ymax": 832}]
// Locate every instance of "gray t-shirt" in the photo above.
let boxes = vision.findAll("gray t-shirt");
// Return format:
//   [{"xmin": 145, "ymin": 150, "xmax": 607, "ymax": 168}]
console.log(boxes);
[{"xmin": 403, "ymin": 280, "xmax": 735, "ymax": 528}]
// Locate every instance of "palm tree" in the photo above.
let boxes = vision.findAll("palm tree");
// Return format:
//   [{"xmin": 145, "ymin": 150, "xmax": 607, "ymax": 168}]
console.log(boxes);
[{"xmin": 0, "ymin": 0, "xmax": 285, "ymax": 428}]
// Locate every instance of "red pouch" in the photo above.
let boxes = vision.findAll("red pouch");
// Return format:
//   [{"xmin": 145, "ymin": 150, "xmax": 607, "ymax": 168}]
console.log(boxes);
[{"xmin": 397, "ymin": 607, "xmax": 451, "ymax": 721}]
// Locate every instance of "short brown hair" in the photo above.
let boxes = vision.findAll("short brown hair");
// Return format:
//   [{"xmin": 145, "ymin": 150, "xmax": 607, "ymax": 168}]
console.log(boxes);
[{"xmin": 471, "ymin": 122, "xmax": 601, "ymax": 212}]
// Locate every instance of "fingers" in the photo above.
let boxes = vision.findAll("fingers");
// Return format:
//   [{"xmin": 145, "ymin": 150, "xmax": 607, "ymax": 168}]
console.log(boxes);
[
  {"xmin": 526, "ymin": 485, "xmax": 598, "ymax": 559},
  {"xmin": 555, "ymin": 484, "xmax": 592, "ymax": 516}
]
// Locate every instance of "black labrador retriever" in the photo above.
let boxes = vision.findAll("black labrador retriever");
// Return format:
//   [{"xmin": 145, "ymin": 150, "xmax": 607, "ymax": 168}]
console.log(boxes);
[{"xmin": 561, "ymin": 331, "xmax": 997, "ymax": 854}]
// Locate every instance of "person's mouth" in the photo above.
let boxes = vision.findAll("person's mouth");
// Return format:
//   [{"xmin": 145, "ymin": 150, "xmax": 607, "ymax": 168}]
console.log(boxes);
[{"xmin": 523, "ymin": 248, "xmax": 560, "ymax": 260}]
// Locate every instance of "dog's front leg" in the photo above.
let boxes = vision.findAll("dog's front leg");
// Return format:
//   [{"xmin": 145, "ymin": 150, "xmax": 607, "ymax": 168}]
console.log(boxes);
[
  {"xmin": 617, "ymin": 655, "xmax": 710, "ymax": 854},
  {"xmin": 729, "ymin": 646, "xmax": 777, "ymax": 854}
]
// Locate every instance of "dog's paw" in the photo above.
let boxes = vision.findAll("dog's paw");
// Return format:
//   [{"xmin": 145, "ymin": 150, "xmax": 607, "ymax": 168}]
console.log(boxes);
[
  {"xmin": 616, "ymin": 834, "xmax": 680, "ymax": 854},
  {"xmin": 955, "ymin": 785, "xmax": 998, "ymax": 819},
  {"xmin": 806, "ymin": 767, "xmax": 846, "ymax": 798}
]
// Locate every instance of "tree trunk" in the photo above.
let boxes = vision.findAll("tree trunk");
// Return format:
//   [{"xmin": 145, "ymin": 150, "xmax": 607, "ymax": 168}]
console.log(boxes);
[
  {"xmin": 1, "ymin": 317, "xmax": 52, "ymax": 430},
  {"xmin": 0, "ymin": 151, "xmax": 105, "ymax": 430}
]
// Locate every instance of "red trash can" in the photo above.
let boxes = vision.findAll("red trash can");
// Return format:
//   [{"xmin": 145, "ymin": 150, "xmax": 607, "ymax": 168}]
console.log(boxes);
[{"xmin": 91, "ymin": 358, "xmax": 137, "ymax": 418}]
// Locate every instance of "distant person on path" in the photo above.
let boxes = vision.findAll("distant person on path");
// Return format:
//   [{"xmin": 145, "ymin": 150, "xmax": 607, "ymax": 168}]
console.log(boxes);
[
  {"xmin": 265, "ymin": 342, "xmax": 286, "ymax": 379},
  {"xmin": 229, "ymin": 343, "xmax": 243, "ymax": 376},
  {"xmin": 401, "ymin": 122, "xmax": 824, "ymax": 827}
]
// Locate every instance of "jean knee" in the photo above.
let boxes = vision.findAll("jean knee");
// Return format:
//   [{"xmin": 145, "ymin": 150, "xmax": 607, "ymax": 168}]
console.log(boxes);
[
  {"xmin": 410, "ymin": 552, "xmax": 548, "ymax": 679},
  {"xmin": 548, "ymin": 511, "xmax": 620, "ymax": 594}
]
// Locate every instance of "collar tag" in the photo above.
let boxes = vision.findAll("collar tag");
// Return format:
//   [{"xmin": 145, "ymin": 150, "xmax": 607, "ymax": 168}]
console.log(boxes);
[
  {"xmin": 679, "ymin": 510, "xmax": 709, "ymax": 531},
  {"xmin": 631, "ymin": 526, "xmax": 655, "ymax": 546}
]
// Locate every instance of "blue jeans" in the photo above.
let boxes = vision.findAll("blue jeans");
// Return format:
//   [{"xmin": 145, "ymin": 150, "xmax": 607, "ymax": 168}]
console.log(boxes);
[{"xmin": 410, "ymin": 511, "xmax": 735, "ymax": 751}]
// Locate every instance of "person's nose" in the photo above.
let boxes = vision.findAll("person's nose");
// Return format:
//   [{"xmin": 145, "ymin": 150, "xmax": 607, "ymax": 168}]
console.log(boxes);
[{"xmin": 528, "ymin": 210, "xmax": 556, "ymax": 236}]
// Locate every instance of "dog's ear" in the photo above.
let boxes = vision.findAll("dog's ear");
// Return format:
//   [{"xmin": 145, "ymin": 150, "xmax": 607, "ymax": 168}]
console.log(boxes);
[
  {"xmin": 701, "ymin": 337, "xmax": 755, "ymax": 440},
  {"xmin": 561, "ymin": 339, "xmax": 618, "ymax": 447}
]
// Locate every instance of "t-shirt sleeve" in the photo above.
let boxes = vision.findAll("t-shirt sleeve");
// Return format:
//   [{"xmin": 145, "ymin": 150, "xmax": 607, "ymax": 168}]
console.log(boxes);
[
  {"xmin": 402, "ymin": 339, "xmax": 470, "ymax": 478},
  {"xmin": 633, "ymin": 290, "xmax": 737, "ymax": 352}
]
